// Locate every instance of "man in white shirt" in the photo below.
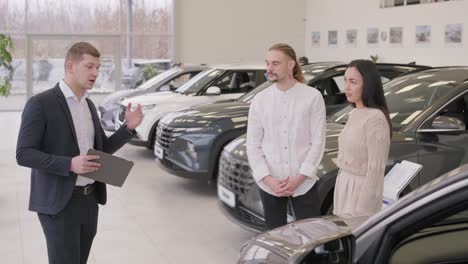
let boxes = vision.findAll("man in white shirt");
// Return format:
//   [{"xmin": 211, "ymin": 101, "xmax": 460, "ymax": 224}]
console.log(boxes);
[{"xmin": 247, "ymin": 43, "xmax": 326, "ymax": 229}]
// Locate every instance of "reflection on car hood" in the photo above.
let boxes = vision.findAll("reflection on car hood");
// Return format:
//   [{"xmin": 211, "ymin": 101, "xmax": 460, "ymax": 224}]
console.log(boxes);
[
  {"xmin": 160, "ymin": 100, "xmax": 250, "ymax": 128},
  {"xmin": 248, "ymin": 215, "xmax": 366, "ymax": 258},
  {"xmin": 120, "ymin": 91, "xmax": 179, "ymax": 106},
  {"xmin": 101, "ymin": 89, "xmax": 145, "ymax": 106}
]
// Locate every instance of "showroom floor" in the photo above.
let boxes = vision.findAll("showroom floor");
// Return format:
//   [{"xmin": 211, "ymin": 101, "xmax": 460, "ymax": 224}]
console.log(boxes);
[{"xmin": 0, "ymin": 112, "xmax": 253, "ymax": 264}]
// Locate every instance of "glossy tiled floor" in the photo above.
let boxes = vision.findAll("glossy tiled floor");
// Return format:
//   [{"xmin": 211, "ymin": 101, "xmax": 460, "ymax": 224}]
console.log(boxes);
[{"xmin": 0, "ymin": 112, "xmax": 253, "ymax": 264}]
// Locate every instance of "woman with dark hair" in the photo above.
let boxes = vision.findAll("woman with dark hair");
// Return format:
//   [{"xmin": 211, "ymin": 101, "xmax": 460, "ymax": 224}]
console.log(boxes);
[{"xmin": 333, "ymin": 59, "xmax": 392, "ymax": 218}]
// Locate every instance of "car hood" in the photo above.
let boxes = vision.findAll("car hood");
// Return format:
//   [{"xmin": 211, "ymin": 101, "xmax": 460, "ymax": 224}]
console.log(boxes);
[
  {"xmin": 242, "ymin": 215, "xmax": 366, "ymax": 259},
  {"xmin": 225, "ymin": 122, "xmax": 411, "ymax": 179},
  {"xmin": 227, "ymin": 122, "xmax": 409, "ymax": 161},
  {"xmin": 101, "ymin": 89, "xmax": 147, "ymax": 106},
  {"xmin": 120, "ymin": 91, "xmax": 182, "ymax": 106},
  {"xmin": 159, "ymin": 99, "xmax": 250, "ymax": 128},
  {"xmin": 229, "ymin": 122, "xmax": 345, "ymax": 160}
]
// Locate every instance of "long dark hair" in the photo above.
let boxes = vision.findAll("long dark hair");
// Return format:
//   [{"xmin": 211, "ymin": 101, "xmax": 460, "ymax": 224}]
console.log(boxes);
[
  {"xmin": 347, "ymin": 59, "xmax": 392, "ymax": 137},
  {"xmin": 269, "ymin": 43, "xmax": 305, "ymax": 83}
]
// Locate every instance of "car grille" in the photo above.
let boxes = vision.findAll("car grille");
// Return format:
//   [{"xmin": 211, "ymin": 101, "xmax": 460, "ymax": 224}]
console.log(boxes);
[
  {"xmin": 155, "ymin": 123, "xmax": 187, "ymax": 149},
  {"xmin": 118, "ymin": 105, "xmax": 127, "ymax": 122},
  {"xmin": 218, "ymin": 150, "xmax": 255, "ymax": 196}
]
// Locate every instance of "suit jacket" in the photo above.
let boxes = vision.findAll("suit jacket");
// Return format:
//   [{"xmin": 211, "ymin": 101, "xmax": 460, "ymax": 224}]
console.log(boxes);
[{"xmin": 16, "ymin": 84, "xmax": 135, "ymax": 215}]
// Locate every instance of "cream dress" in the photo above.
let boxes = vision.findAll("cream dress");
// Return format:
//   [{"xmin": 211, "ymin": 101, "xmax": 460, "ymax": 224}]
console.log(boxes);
[{"xmin": 333, "ymin": 107, "xmax": 391, "ymax": 218}]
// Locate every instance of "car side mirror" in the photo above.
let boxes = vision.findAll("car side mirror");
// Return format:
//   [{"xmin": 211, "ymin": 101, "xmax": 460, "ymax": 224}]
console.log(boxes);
[
  {"xmin": 297, "ymin": 236, "xmax": 354, "ymax": 263},
  {"xmin": 419, "ymin": 116, "xmax": 466, "ymax": 132},
  {"xmin": 206, "ymin": 86, "xmax": 221, "ymax": 96}
]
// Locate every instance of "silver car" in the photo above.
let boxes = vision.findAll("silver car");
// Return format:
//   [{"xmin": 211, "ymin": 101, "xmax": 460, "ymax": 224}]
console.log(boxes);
[{"xmin": 98, "ymin": 65, "xmax": 206, "ymax": 131}]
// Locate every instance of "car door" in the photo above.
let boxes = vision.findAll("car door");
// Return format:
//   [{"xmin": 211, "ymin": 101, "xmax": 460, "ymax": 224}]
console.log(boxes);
[
  {"xmin": 367, "ymin": 181, "xmax": 468, "ymax": 264},
  {"xmin": 417, "ymin": 91, "xmax": 468, "ymax": 186}
]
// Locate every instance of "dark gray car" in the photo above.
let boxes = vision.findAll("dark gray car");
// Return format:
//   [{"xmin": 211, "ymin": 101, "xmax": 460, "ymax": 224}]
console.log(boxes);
[
  {"xmin": 218, "ymin": 67, "xmax": 468, "ymax": 232},
  {"xmin": 238, "ymin": 163, "xmax": 468, "ymax": 263},
  {"xmin": 98, "ymin": 65, "xmax": 206, "ymax": 131},
  {"xmin": 154, "ymin": 62, "xmax": 430, "ymax": 182}
]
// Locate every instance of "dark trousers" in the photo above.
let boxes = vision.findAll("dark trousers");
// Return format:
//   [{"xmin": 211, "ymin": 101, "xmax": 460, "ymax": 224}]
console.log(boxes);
[
  {"xmin": 38, "ymin": 187, "xmax": 99, "ymax": 264},
  {"xmin": 260, "ymin": 183, "xmax": 320, "ymax": 230}
]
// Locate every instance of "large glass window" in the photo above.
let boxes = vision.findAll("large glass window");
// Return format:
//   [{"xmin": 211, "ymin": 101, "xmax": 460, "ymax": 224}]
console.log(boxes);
[{"xmin": 0, "ymin": 0, "xmax": 174, "ymax": 110}]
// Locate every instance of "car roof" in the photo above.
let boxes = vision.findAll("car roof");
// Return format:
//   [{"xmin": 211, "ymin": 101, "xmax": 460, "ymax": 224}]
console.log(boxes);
[
  {"xmin": 301, "ymin": 61, "xmax": 346, "ymax": 71},
  {"xmin": 388, "ymin": 67, "xmax": 468, "ymax": 86},
  {"xmin": 210, "ymin": 64, "xmax": 266, "ymax": 70}
]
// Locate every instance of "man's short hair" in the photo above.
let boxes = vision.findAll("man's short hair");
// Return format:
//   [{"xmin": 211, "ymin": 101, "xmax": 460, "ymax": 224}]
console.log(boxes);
[{"xmin": 65, "ymin": 42, "xmax": 100, "ymax": 65}]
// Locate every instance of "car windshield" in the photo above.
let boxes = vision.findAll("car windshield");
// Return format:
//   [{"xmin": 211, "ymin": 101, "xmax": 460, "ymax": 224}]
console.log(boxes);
[
  {"xmin": 175, "ymin": 68, "xmax": 223, "ymax": 95},
  {"xmin": 238, "ymin": 72, "xmax": 317, "ymax": 103},
  {"xmin": 135, "ymin": 67, "xmax": 183, "ymax": 91},
  {"xmin": 123, "ymin": 67, "xmax": 140, "ymax": 78},
  {"xmin": 329, "ymin": 74, "xmax": 460, "ymax": 129}
]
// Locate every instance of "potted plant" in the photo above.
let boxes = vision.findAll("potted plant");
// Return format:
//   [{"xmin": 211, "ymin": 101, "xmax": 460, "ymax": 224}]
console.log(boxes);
[{"xmin": 0, "ymin": 34, "xmax": 14, "ymax": 96}]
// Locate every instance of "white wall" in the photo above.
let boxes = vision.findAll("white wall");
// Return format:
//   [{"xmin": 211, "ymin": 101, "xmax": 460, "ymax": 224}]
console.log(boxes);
[
  {"xmin": 305, "ymin": 0, "xmax": 468, "ymax": 66},
  {"xmin": 174, "ymin": 0, "xmax": 306, "ymax": 65}
]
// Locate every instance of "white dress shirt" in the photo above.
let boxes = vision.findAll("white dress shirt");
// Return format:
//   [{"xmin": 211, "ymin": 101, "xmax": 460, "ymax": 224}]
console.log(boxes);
[
  {"xmin": 59, "ymin": 80, "xmax": 95, "ymax": 186},
  {"xmin": 246, "ymin": 82, "xmax": 326, "ymax": 197}
]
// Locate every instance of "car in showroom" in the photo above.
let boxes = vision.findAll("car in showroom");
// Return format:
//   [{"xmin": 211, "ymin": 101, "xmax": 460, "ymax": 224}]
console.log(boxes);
[
  {"xmin": 153, "ymin": 62, "xmax": 430, "ymax": 182},
  {"xmin": 115, "ymin": 64, "xmax": 267, "ymax": 148},
  {"xmin": 238, "ymin": 163, "xmax": 468, "ymax": 264},
  {"xmin": 218, "ymin": 67, "xmax": 468, "ymax": 232},
  {"xmin": 98, "ymin": 65, "xmax": 206, "ymax": 131},
  {"xmin": 121, "ymin": 59, "xmax": 173, "ymax": 89}
]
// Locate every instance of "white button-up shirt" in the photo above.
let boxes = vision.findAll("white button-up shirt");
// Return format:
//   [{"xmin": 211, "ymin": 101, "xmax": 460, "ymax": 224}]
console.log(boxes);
[
  {"xmin": 246, "ymin": 82, "xmax": 326, "ymax": 197},
  {"xmin": 59, "ymin": 80, "xmax": 95, "ymax": 186}
]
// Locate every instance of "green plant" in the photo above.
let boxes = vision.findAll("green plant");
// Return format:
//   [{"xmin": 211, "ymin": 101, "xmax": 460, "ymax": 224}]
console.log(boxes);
[
  {"xmin": 370, "ymin": 54, "xmax": 380, "ymax": 63},
  {"xmin": 141, "ymin": 64, "xmax": 160, "ymax": 81},
  {"xmin": 0, "ymin": 34, "xmax": 14, "ymax": 96}
]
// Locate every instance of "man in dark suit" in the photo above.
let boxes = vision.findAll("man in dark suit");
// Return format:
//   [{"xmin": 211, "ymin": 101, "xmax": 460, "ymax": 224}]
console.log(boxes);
[{"xmin": 16, "ymin": 42, "xmax": 143, "ymax": 264}]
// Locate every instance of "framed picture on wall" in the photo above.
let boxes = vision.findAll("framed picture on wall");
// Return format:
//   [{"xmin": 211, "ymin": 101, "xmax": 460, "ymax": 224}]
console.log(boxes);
[
  {"xmin": 328, "ymin": 30, "xmax": 338, "ymax": 46},
  {"xmin": 346, "ymin": 29, "xmax": 358, "ymax": 47},
  {"xmin": 389, "ymin": 27, "xmax": 403, "ymax": 46},
  {"xmin": 416, "ymin": 25, "xmax": 431, "ymax": 46},
  {"xmin": 367, "ymin": 28, "xmax": 379, "ymax": 46},
  {"xmin": 311, "ymin": 31, "xmax": 320, "ymax": 47},
  {"xmin": 445, "ymin": 24, "xmax": 462, "ymax": 46}
]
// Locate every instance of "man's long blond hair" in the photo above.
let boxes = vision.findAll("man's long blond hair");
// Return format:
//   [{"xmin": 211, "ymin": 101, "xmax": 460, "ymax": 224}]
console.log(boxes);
[{"xmin": 269, "ymin": 43, "xmax": 305, "ymax": 83}]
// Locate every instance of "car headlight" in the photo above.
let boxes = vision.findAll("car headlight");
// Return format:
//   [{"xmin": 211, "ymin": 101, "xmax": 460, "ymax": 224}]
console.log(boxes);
[
  {"xmin": 139, "ymin": 104, "xmax": 157, "ymax": 111},
  {"xmin": 185, "ymin": 127, "xmax": 206, "ymax": 133}
]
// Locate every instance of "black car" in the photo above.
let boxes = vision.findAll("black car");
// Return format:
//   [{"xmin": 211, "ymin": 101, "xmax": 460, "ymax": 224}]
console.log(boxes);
[
  {"xmin": 218, "ymin": 67, "xmax": 468, "ymax": 232},
  {"xmin": 154, "ymin": 62, "xmax": 430, "ymax": 182},
  {"xmin": 98, "ymin": 65, "xmax": 206, "ymax": 131},
  {"xmin": 238, "ymin": 163, "xmax": 468, "ymax": 263}
]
